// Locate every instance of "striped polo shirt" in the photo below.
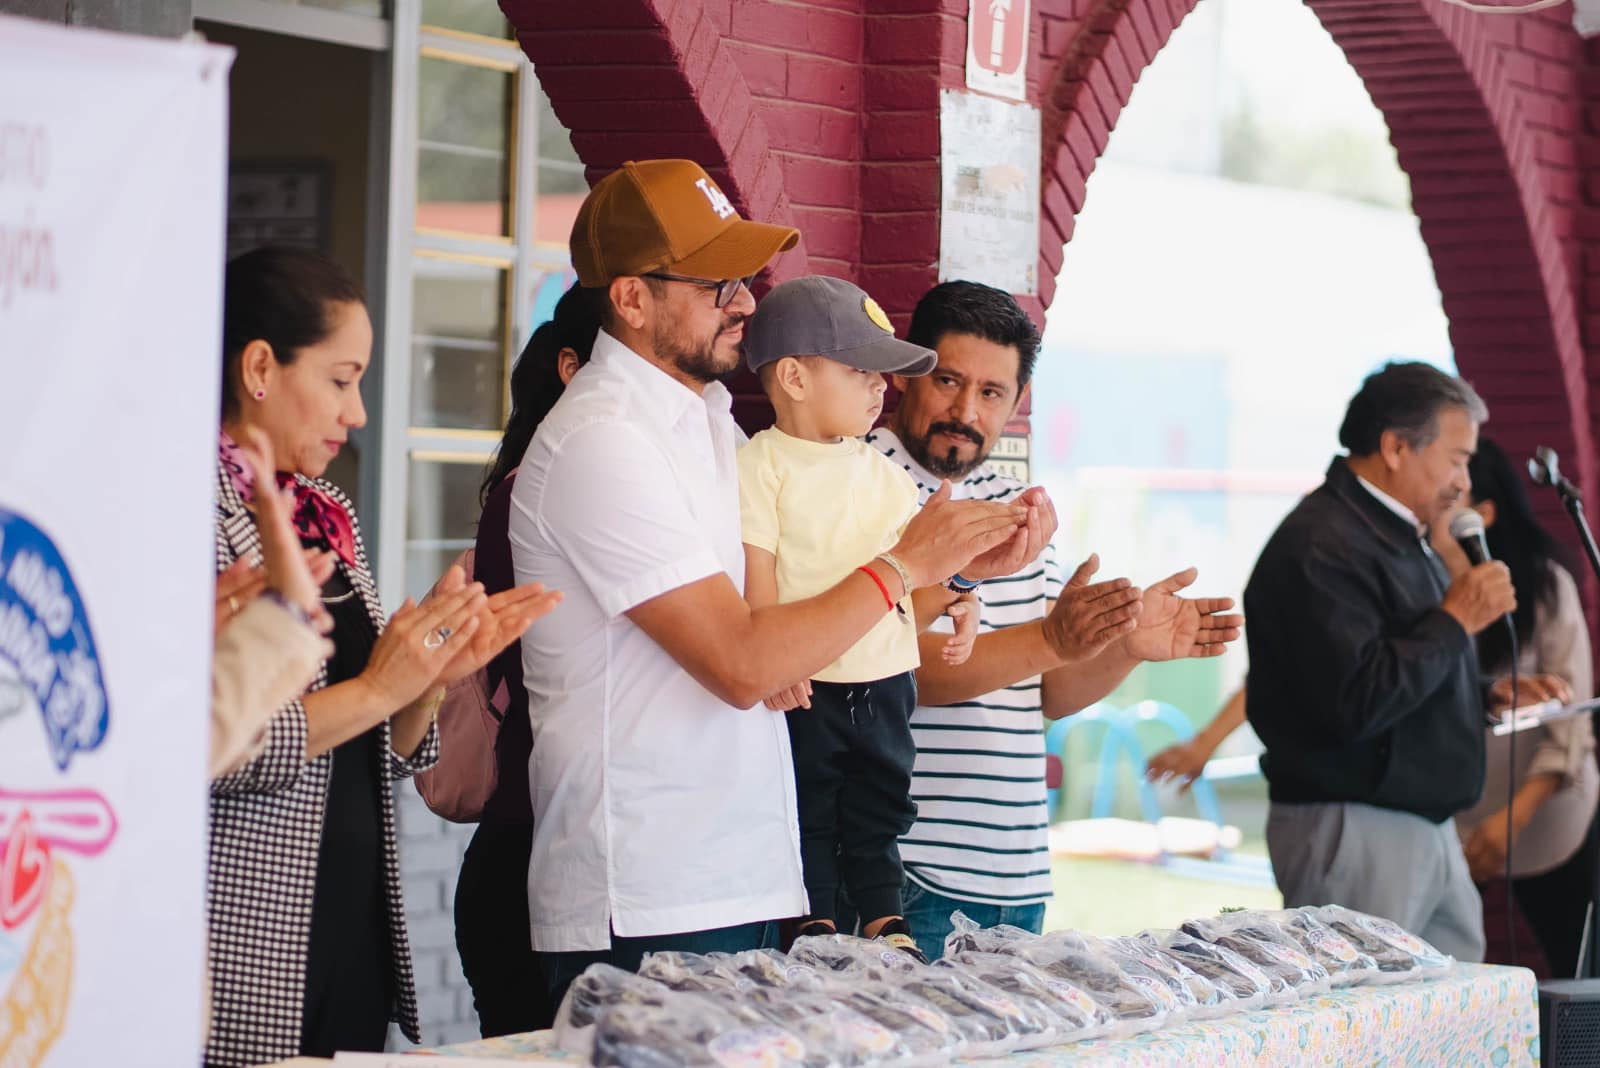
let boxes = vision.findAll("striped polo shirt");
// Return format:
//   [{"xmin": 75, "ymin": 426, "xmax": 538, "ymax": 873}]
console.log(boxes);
[{"xmin": 868, "ymin": 428, "xmax": 1064, "ymax": 905}]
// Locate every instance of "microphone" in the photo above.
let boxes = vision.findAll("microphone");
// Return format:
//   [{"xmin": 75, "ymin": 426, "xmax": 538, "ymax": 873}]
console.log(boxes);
[
  {"xmin": 1450, "ymin": 508, "xmax": 1515, "ymax": 645},
  {"xmin": 1528, "ymin": 446, "xmax": 1581, "ymax": 498},
  {"xmin": 1448, "ymin": 509, "xmax": 1491, "ymax": 566}
]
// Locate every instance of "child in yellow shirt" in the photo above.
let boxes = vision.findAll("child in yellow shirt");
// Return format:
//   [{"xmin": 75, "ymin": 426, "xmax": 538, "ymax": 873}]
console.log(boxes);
[{"xmin": 739, "ymin": 275, "xmax": 980, "ymax": 961}]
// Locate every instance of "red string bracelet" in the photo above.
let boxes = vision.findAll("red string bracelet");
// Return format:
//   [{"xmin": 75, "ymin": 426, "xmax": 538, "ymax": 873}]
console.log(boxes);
[{"xmin": 857, "ymin": 564, "xmax": 895, "ymax": 611}]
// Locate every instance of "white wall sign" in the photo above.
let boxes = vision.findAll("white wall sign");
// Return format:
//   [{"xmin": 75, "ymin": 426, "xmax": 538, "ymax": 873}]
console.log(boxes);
[
  {"xmin": 938, "ymin": 89, "xmax": 1042, "ymax": 297},
  {"xmin": 988, "ymin": 433, "xmax": 1032, "ymax": 481},
  {"xmin": 966, "ymin": 0, "xmax": 1031, "ymax": 101},
  {"xmin": 0, "ymin": 16, "xmax": 231, "ymax": 1067}
]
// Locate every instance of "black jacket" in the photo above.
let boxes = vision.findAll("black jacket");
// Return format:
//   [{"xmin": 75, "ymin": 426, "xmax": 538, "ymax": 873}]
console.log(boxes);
[{"xmin": 1244, "ymin": 457, "xmax": 1484, "ymax": 824}]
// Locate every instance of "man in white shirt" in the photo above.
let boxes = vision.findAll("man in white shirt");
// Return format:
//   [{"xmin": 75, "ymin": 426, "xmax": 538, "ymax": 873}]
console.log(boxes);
[
  {"xmin": 868, "ymin": 280, "xmax": 1247, "ymax": 959},
  {"xmin": 508, "ymin": 160, "xmax": 1037, "ymax": 1001}
]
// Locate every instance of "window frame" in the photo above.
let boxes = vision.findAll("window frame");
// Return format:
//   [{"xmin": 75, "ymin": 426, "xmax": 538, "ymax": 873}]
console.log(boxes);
[{"xmin": 372, "ymin": 8, "xmax": 546, "ymax": 604}]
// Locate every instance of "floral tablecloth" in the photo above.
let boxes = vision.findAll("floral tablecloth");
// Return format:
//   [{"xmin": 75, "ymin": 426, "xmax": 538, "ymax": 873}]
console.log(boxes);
[{"xmin": 422, "ymin": 964, "xmax": 1539, "ymax": 1067}]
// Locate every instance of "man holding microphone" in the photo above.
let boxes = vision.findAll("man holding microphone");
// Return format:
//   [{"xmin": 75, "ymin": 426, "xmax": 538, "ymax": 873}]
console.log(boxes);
[{"xmin": 1244, "ymin": 361, "xmax": 1566, "ymax": 961}]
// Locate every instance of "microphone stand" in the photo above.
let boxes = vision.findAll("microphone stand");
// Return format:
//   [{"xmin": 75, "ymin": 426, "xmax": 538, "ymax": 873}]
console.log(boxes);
[
  {"xmin": 1556, "ymin": 487, "xmax": 1600, "ymax": 587},
  {"xmin": 1528, "ymin": 447, "xmax": 1600, "ymax": 979},
  {"xmin": 1530, "ymin": 446, "xmax": 1600, "ymax": 584}
]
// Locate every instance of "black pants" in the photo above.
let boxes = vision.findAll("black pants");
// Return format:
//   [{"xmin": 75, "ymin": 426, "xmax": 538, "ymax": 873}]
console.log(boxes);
[
  {"xmin": 1510, "ymin": 814, "xmax": 1600, "ymax": 979},
  {"xmin": 787, "ymin": 673, "xmax": 918, "ymax": 926},
  {"xmin": 454, "ymin": 820, "xmax": 553, "ymax": 1037}
]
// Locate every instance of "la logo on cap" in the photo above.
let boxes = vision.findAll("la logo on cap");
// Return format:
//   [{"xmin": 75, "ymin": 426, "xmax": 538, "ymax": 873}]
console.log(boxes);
[{"xmin": 696, "ymin": 177, "xmax": 736, "ymax": 220}]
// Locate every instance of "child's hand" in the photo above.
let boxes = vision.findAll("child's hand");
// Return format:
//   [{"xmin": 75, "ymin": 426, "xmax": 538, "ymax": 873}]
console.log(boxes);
[
  {"xmin": 764, "ymin": 679, "xmax": 813, "ymax": 711},
  {"xmin": 942, "ymin": 593, "xmax": 980, "ymax": 665}
]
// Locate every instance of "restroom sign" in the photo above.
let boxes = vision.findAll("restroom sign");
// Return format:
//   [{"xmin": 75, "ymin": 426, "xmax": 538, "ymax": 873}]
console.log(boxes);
[{"xmin": 966, "ymin": 0, "xmax": 1029, "ymax": 102}]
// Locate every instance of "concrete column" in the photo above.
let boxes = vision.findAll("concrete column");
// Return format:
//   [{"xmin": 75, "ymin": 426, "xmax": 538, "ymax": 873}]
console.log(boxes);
[{"xmin": 0, "ymin": 0, "xmax": 194, "ymax": 38}]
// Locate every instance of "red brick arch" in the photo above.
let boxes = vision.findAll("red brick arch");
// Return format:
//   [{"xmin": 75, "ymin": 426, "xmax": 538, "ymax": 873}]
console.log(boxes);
[
  {"xmin": 504, "ymin": 0, "xmax": 1595, "ymax": 530},
  {"xmin": 1035, "ymin": 0, "xmax": 1595, "ymax": 514},
  {"xmin": 505, "ymin": 1, "xmax": 979, "ymax": 319},
  {"xmin": 502, "ymin": 0, "xmax": 812, "ymax": 284},
  {"xmin": 502, "ymin": 0, "xmax": 937, "ymax": 422}
]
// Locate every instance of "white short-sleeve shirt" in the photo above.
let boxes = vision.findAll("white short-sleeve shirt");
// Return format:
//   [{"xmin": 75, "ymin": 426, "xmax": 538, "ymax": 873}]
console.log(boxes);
[{"xmin": 508, "ymin": 330, "xmax": 807, "ymax": 952}]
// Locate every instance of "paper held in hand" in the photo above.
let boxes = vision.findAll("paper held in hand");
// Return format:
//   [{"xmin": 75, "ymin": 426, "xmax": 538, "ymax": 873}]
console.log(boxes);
[{"xmin": 1490, "ymin": 695, "xmax": 1600, "ymax": 736}]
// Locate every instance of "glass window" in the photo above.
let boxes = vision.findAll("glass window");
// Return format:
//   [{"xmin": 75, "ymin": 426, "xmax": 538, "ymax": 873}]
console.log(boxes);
[
  {"xmin": 417, "ymin": 56, "xmax": 514, "ymax": 237},
  {"xmin": 421, "ymin": 0, "xmax": 511, "ymax": 38},
  {"xmin": 405, "ymin": 457, "xmax": 487, "ymax": 599},
  {"xmin": 411, "ymin": 256, "xmax": 508, "ymax": 429},
  {"xmin": 533, "ymin": 85, "xmax": 586, "ymax": 245}
]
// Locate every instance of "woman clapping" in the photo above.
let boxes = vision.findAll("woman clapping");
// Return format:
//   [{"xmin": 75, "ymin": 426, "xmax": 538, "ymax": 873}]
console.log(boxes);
[{"xmin": 206, "ymin": 247, "xmax": 560, "ymax": 1067}]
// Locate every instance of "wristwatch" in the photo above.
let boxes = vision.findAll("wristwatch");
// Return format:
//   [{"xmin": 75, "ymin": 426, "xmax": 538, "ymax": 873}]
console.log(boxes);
[{"xmin": 944, "ymin": 573, "xmax": 980, "ymax": 594}]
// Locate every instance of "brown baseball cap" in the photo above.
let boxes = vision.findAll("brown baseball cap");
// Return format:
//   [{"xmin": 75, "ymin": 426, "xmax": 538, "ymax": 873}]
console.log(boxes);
[{"xmin": 570, "ymin": 159, "xmax": 800, "ymax": 288}]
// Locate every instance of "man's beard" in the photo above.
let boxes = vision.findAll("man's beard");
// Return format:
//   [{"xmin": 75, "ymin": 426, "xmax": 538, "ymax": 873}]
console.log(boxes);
[
  {"xmin": 901, "ymin": 419, "xmax": 990, "ymax": 480},
  {"xmin": 654, "ymin": 315, "xmax": 747, "ymax": 385}
]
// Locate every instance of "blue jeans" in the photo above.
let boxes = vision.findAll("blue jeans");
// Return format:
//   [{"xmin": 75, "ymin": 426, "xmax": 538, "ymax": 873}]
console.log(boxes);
[
  {"xmin": 901, "ymin": 878, "xmax": 1046, "ymax": 961},
  {"xmin": 539, "ymin": 920, "xmax": 779, "ymax": 1009}
]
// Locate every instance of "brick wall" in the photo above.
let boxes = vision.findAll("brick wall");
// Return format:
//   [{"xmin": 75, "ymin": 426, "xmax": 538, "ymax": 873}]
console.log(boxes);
[{"xmin": 504, "ymin": 0, "xmax": 1600, "ymax": 568}]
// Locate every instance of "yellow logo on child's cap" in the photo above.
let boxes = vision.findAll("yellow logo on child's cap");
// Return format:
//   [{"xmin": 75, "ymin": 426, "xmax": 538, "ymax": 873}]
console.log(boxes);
[{"xmin": 863, "ymin": 296, "xmax": 893, "ymax": 333}]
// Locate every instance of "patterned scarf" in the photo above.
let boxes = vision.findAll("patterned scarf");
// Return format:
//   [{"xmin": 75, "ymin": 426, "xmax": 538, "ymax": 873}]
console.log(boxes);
[{"xmin": 218, "ymin": 429, "xmax": 358, "ymax": 569}]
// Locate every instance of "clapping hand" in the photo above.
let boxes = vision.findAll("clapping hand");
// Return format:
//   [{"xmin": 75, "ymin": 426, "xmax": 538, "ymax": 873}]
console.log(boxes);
[
  {"xmin": 1123, "ymin": 568, "xmax": 1242, "ymax": 662},
  {"xmin": 418, "ymin": 550, "xmax": 563, "ymax": 691},
  {"xmin": 214, "ymin": 430, "xmax": 338, "ymax": 636},
  {"xmin": 889, "ymin": 482, "xmax": 1027, "ymax": 589},
  {"xmin": 237, "ymin": 428, "xmax": 335, "ymax": 633},
  {"xmin": 960, "ymin": 487, "xmax": 1058, "ymax": 582},
  {"xmin": 358, "ymin": 586, "xmax": 488, "ymax": 709},
  {"xmin": 214, "ymin": 557, "xmax": 267, "ymax": 637},
  {"xmin": 1041, "ymin": 554, "xmax": 1144, "ymax": 663},
  {"xmin": 434, "ymin": 582, "xmax": 564, "ymax": 689}
]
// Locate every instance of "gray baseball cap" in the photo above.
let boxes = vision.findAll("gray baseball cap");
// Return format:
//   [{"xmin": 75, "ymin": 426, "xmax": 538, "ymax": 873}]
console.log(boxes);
[{"xmin": 745, "ymin": 275, "xmax": 938, "ymax": 376}]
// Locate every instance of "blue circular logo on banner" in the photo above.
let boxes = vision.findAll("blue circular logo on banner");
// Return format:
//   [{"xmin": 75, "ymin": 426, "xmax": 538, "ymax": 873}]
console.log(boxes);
[{"xmin": 0, "ymin": 507, "xmax": 108, "ymax": 769}]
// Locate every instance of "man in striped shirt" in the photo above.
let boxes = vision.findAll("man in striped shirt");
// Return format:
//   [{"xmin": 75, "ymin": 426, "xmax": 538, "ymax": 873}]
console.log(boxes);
[{"xmin": 867, "ymin": 281, "xmax": 1244, "ymax": 960}]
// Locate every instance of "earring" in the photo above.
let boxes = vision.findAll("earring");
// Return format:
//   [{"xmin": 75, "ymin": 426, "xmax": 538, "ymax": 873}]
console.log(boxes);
[{"xmin": 253, "ymin": 389, "xmax": 266, "ymax": 400}]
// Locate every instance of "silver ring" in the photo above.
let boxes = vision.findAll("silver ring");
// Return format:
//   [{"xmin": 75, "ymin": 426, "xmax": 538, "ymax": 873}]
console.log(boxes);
[
  {"xmin": 422, "ymin": 626, "xmax": 450, "ymax": 650},
  {"xmin": 227, "ymin": 595, "xmax": 240, "ymax": 615}
]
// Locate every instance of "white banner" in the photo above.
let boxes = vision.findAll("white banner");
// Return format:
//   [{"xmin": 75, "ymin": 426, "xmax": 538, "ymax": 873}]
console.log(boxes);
[
  {"xmin": 938, "ymin": 89, "xmax": 1042, "ymax": 296},
  {"xmin": 0, "ymin": 16, "xmax": 232, "ymax": 1068}
]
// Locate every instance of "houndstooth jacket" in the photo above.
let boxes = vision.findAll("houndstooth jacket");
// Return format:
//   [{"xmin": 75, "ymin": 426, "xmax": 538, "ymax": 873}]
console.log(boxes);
[{"xmin": 206, "ymin": 462, "xmax": 439, "ymax": 1068}]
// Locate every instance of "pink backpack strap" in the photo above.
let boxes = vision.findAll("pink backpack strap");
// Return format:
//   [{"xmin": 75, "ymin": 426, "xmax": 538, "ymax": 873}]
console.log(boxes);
[{"xmin": 414, "ymin": 546, "xmax": 499, "ymax": 822}]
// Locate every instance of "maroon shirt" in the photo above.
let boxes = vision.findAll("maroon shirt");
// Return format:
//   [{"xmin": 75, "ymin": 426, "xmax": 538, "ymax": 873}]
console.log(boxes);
[{"xmin": 477, "ymin": 473, "xmax": 533, "ymax": 824}]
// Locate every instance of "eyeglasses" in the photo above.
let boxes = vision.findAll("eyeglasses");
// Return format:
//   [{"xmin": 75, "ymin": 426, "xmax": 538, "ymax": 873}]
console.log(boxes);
[{"xmin": 643, "ymin": 272, "xmax": 754, "ymax": 309}]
